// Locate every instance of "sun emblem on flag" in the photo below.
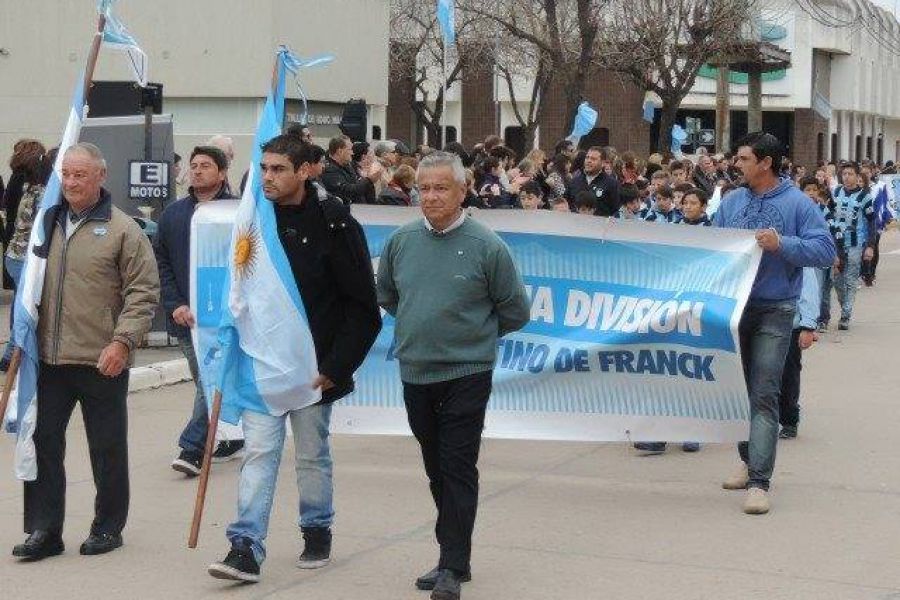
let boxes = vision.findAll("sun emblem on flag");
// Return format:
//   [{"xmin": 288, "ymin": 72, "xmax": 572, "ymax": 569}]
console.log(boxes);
[{"xmin": 233, "ymin": 224, "xmax": 260, "ymax": 279}]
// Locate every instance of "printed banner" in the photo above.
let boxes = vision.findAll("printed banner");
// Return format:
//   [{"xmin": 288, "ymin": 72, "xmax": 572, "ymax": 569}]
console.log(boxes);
[
  {"xmin": 189, "ymin": 200, "xmax": 242, "ymax": 441},
  {"xmin": 334, "ymin": 207, "xmax": 762, "ymax": 443}
]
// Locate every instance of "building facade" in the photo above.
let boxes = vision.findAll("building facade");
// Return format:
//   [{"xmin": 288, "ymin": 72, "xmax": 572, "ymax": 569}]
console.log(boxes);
[
  {"xmin": 388, "ymin": 0, "xmax": 900, "ymax": 166},
  {"xmin": 0, "ymin": 0, "xmax": 390, "ymax": 180}
]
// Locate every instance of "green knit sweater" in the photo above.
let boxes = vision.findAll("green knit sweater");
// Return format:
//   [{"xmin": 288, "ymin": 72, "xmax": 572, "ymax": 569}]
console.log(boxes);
[{"xmin": 376, "ymin": 215, "xmax": 530, "ymax": 384}]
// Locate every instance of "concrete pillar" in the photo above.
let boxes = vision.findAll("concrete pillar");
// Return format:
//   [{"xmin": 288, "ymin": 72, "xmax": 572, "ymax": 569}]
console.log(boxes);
[
  {"xmin": 715, "ymin": 66, "xmax": 731, "ymax": 153},
  {"xmin": 748, "ymin": 70, "xmax": 763, "ymax": 133}
]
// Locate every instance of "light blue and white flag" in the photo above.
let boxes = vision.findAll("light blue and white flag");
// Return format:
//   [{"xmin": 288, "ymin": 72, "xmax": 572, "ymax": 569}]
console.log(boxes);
[
  {"xmin": 216, "ymin": 48, "xmax": 321, "ymax": 424},
  {"xmin": 98, "ymin": 0, "xmax": 148, "ymax": 86},
  {"xmin": 5, "ymin": 79, "xmax": 87, "ymax": 480},
  {"xmin": 671, "ymin": 124, "xmax": 688, "ymax": 156},
  {"xmin": 569, "ymin": 101, "xmax": 598, "ymax": 142},
  {"xmin": 280, "ymin": 46, "xmax": 335, "ymax": 126},
  {"xmin": 436, "ymin": 0, "xmax": 456, "ymax": 46},
  {"xmin": 642, "ymin": 93, "xmax": 656, "ymax": 123}
]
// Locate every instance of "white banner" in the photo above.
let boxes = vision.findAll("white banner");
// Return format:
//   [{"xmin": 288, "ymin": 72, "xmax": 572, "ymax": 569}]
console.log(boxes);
[{"xmin": 337, "ymin": 207, "xmax": 762, "ymax": 443}]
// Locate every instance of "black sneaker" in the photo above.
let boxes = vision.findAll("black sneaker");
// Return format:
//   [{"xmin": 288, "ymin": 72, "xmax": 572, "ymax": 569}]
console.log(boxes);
[
  {"xmin": 208, "ymin": 539, "xmax": 260, "ymax": 583},
  {"xmin": 212, "ymin": 440, "xmax": 245, "ymax": 463},
  {"xmin": 416, "ymin": 565, "xmax": 472, "ymax": 590},
  {"xmin": 779, "ymin": 425, "xmax": 798, "ymax": 439},
  {"xmin": 634, "ymin": 442, "xmax": 667, "ymax": 455},
  {"xmin": 171, "ymin": 450, "xmax": 202, "ymax": 477},
  {"xmin": 681, "ymin": 442, "xmax": 701, "ymax": 453},
  {"xmin": 297, "ymin": 527, "xmax": 331, "ymax": 569},
  {"xmin": 838, "ymin": 318, "xmax": 850, "ymax": 331},
  {"xmin": 431, "ymin": 569, "xmax": 464, "ymax": 600}
]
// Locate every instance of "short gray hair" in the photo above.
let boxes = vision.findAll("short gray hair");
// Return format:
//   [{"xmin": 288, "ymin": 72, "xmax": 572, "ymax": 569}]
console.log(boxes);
[
  {"xmin": 417, "ymin": 151, "xmax": 466, "ymax": 185},
  {"xmin": 373, "ymin": 140, "xmax": 397, "ymax": 157},
  {"xmin": 65, "ymin": 142, "xmax": 107, "ymax": 170}
]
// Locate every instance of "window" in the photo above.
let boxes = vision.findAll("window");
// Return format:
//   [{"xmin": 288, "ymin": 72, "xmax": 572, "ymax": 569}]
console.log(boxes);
[
  {"xmin": 855, "ymin": 135, "xmax": 862, "ymax": 162},
  {"xmin": 830, "ymin": 133, "xmax": 838, "ymax": 162},
  {"xmin": 817, "ymin": 133, "xmax": 825, "ymax": 164},
  {"xmin": 371, "ymin": 125, "xmax": 382, "ymax": 141}
]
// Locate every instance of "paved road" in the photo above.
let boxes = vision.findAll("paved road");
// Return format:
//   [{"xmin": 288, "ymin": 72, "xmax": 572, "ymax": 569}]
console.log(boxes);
[{"xmin": 1, "ymin": 233, "xmax": 899, "ymax": 600}]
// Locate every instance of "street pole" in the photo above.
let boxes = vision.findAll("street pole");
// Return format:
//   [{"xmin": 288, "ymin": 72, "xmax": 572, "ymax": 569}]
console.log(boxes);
[{"xmin": 441, "ymin": 34, "xmax": 448, "ymax": 149}]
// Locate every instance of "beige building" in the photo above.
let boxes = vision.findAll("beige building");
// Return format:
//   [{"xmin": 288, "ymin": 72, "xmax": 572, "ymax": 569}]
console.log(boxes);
[{"xmin": 0, "ymin": 0, "xmax": 389, "ymax": 181}]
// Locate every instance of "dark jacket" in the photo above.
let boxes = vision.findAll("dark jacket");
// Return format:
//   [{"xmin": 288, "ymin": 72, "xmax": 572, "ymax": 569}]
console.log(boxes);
[
  {"xmin": 321, "ymin": 157, "xmax": 376, "ymax": 205},
  {"xmin": 274, "ymin": 181, "xmax": 382, "ymax": 402},
  {"xmin": 377, "ymin": 184, "xmax": 412, "ymax": 206},
  {"xmin": 566, "ymin": 170, "xmax": 620, "ymax": 216},
  {"xmin": 693, "ymin": 170, "xmax": 717, "ymax": 196},
  {"xmin": 153, "ymin": 185, "xmax": 235, "ymax": 338}
]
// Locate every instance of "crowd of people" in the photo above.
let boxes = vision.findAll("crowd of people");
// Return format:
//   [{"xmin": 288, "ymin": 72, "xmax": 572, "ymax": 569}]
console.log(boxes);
[{"xmin": 2, "ymin": 126, "xmax": 896, "ymax": 600}]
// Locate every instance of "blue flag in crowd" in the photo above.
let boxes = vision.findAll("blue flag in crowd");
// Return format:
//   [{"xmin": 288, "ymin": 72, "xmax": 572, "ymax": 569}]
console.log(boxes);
[
  {"xmin": 570, "ymin": 102, "xmax": 598, "ymax": 141},
  {"xmin": 671, "ymin": 124, "xmax": 688, "ymax": 155},
  {"xmin": 216, "ymin": 47, "xmax": 322, "ymax": 424},
  {"xmin": 642, "ymin": 94, "xmax": 655, "ymax": 123},
  {"xmin": 6, "ymin": 79, "xmax": 86, "ymax": 481},
  {"xmin": 437, "ymin": 0, "xmax": 456, "ymax": 46},
  {"xmin": 873, "ymin": 182, "xmax": 894, "ymax": 231},
  {"xmin": 98, "ymin": 0, "xmax": 148, "ymax": 86}
]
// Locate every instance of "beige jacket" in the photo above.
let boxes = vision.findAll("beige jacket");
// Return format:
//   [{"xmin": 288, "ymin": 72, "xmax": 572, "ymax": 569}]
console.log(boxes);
[{"xmin": 37, "ymin": 190, "xmax": 160, "ymax": 366}]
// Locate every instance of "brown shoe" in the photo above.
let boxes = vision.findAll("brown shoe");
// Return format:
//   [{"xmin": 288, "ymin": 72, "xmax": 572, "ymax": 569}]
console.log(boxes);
[
  {"xmin": 743, "ymin": 487, "xmax": 770, "ymax": 515},
  {"xmin": 722, "ymin": 464, "xmax": 749, "ymax": 490}
]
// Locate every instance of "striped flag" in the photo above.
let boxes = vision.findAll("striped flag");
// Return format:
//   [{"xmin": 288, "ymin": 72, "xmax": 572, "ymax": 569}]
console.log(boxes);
[
  {"xmin": 437, "ymin": 0, "xmax": 456, "ymax": 46},
  {"xmin": 215, "ymin": 48, "xmax": 322, "ymax": 424},
  {"xmin": 5, "ymin": 79, "xmax": 87, "ymax": 480},
  {"xmin": 98, "ymin": 0, "xmax": 148, "ymax": 86}
]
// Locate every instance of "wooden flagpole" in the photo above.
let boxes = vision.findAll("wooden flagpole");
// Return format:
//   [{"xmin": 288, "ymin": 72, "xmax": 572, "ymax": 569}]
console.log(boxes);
[{"xmin": 1, "ymin": 12, "xmax": 107, "ymax": 431}]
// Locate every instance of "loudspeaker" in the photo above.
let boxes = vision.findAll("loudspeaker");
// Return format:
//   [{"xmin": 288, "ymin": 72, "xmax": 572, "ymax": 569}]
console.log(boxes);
[
  {"xmin": 87, "ymin": 81, "xmax": 164, "ymax": 117},
  {"xmin": 339, "ymin": 99, "xmax": 368, "ymax": 142}
]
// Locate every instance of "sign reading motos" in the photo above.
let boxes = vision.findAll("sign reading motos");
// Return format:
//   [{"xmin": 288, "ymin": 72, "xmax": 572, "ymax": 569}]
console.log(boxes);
[{"xmin": 129, "ymin": 160, "xmax": 170, "ymax": 200}]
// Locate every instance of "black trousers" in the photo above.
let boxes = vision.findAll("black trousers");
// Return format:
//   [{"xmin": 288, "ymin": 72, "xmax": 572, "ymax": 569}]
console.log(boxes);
[
  {"xmin": 778, "ymin": 329, "xmax": 802, "ymax": 428},
  {"xmin": 861, "ymin": 233, "xmax": 881, "ymax": 283},
  {"xmin": 403, "ymin": 370, "xmax": 493, "ymax": 574},
  {"xmin": 24, "ymin": 363, "xmax": 130, "ymax": 536}
]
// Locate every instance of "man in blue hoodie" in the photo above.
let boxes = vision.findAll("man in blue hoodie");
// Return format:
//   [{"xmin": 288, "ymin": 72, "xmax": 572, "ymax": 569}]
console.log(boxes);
[{"xmin": 712, "ymin": 132, "xmax": 835, "ymax": 515}]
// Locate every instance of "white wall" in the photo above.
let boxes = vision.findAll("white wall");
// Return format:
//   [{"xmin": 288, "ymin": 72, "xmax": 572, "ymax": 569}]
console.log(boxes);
[{"xmin": 0, "ymin": 0, "xmax": 389, "ymax": 177}]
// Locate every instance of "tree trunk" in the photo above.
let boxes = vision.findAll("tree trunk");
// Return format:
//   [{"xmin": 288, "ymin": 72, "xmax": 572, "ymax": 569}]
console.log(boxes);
[
  {"xmin": 657, "ymin": 101, "xmax": 679, "ymax": 154},
  {"xmin": 522, "ymin": 122, "xmax": 538, "ymax": 153}
]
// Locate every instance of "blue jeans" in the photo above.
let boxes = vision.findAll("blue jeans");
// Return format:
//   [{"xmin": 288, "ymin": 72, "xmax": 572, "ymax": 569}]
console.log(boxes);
[
  {"xmin": 3, "ymin": 256, "xmax": 24, "ymax": 361},
  {"xmin": 737, "ymin": 302, "xmax": 796, "ymax": 491},
  {"xmin": 177, "ymin": 336, "xmax": 208, "ymax": 455},
  {"xmin": 833, "ymin": 246, "xmax": 863, "ymax": 321},
  {"xmin": 226, "ymin": 403, "xmax": 334, "ymax": 563}
]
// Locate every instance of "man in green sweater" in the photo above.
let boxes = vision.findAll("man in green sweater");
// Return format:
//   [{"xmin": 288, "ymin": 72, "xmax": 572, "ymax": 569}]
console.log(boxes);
[{"xmin": 376, "ymin": 152, "xmax": 530, "ymax": 600}]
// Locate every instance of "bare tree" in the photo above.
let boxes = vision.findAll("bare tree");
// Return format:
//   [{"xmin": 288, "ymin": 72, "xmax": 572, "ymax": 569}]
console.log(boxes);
[
  {"xmin": 389, "ymin": 0, "xmax": 489, "ymax": 147},
  {"xmin": 461, "ymin": 0, "xmax": 609, "ymax": 143},
  {"xmin": 598, "ymin": 0, "xmax": 759, "ymax": 152}
]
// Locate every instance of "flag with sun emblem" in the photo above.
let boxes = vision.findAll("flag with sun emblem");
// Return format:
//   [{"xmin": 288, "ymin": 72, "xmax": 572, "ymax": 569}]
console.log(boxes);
[{"xmin": 216, "ymin": 48, "xmax": 321, "ymax": 423}]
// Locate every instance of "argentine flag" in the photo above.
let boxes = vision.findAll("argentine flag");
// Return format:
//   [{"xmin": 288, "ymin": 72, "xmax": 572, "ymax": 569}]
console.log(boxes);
[
  {"xmin": 5, "ymin": 80, "xmax": 86, "ymax": 480},
  {"xmin": 99, "ymin": 0, "xmax": 148, "ymax": 86},
  {"xmin": 216, "ymin": 48, "xmax": 321, "ymax": 424},
  {"xmin": 437, "ymin": 0, "xmax": 455, "ymax": 46}
]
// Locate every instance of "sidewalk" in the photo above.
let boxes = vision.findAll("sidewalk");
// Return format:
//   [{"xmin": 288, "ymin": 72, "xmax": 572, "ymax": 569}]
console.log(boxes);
[{"xmin": 0, "ymin": 233, "xmax": 899, "ymax": 599}]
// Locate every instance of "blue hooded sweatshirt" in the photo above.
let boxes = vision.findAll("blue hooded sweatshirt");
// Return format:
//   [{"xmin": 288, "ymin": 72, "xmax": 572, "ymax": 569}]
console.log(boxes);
[{"xmin": 713, "ymin": 179, "xmax": 836, "ymax": 304}]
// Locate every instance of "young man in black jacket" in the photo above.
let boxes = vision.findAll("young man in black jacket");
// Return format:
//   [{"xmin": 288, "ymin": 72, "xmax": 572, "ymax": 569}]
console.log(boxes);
[
  {"xmin": 565, "ymin": 146, "xmax": 620, "ymax": 216},
  {"xmin": 208, "ymin": 135, "xmax": 381, "ymax": 583},
  {"xmin": 154, "ymin": 146, "xmax": 244, "ymax": 475}
]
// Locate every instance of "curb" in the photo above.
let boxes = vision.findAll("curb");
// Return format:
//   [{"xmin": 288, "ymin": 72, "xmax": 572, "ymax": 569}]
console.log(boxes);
[{"xmin": 128, "ymin": 358, "xmax": 192, "ymax": 393}]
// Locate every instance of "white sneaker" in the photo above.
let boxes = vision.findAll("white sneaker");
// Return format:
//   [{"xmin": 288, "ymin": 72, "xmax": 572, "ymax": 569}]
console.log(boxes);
[
  {"xmin": 722, "ymin": 464, "xmax": 749, "ymax": 490},
  {"xmin": 743, "ymin": 487, "xmax": 770, "ymax": 514}
]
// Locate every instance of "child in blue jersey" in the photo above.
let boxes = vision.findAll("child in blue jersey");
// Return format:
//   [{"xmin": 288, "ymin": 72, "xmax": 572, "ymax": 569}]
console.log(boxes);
[
  {"xmin": 643, "ymin": 185, "xmax": 682, "ymax": 223},
  {"xmin": 680, "ymin": 187, "xmax": 712, "ymax": 226},
  {"xmin": 828, "ymin": 163, "xmax": 875, "ymax": 330}
]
